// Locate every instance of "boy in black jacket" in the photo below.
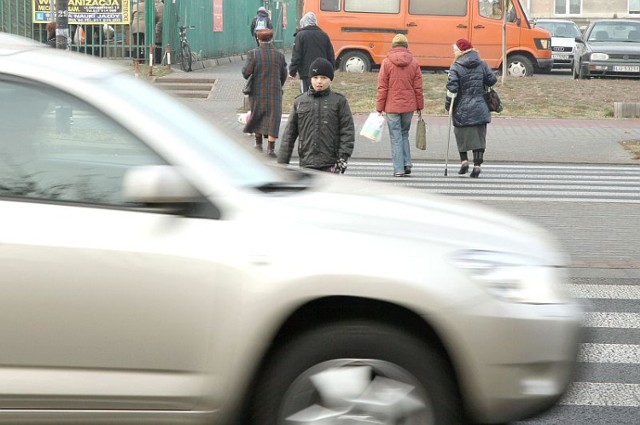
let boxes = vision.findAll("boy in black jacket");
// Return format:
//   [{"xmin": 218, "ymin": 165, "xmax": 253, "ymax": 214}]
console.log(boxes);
[{"xmin": 278, "ymin": 58, "xmax": 354, "ymax": 173}]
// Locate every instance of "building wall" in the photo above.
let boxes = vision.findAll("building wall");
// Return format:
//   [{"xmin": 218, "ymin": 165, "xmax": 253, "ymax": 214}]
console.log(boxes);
[{"xmin": 528, "ymin": 0, "xmax": 639, "ymax": 25}]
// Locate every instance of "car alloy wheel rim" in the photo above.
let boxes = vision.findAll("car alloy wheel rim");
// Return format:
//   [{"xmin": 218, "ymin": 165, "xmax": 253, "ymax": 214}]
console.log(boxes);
[{"xmin": 279, "ymin": 359, "xmax": 434, "ymax": 424}]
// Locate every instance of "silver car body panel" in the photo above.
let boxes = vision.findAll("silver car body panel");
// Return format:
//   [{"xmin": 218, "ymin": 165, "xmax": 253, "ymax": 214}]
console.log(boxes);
[{"xmin": 0, "ymin": 34, "xmax": 583, "ymax": 424}]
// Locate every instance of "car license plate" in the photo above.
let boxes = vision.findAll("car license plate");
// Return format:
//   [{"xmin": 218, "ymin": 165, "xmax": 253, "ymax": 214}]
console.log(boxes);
[
  {"xmin": 613, "ymin": 65, "xmax": 640, "ymax": 72},
  {"xmin": 553, "ymin": 54, "xmax": 570, "ymax": 60}
]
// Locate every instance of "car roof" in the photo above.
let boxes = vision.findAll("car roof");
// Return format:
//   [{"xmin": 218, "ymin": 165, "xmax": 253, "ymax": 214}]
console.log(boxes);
[
  {"xmin": 536, "ymin": 19, "xmax": 576, "ymax": 23},
  {"xmin": 588, "ymin": 19, "xmax": 640, "ymax": 25}
]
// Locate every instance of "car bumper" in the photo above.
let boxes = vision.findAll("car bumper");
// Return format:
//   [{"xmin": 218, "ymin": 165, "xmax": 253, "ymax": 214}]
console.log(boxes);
[
  {"xmin": 536, "ymin": 58, "xmax": 554, "ymax": 72},
  {"xmin": 441, "ymin": 300, "xmax": 584, "ymax": 423},
  {"xmin": 581, "ymin": 61, "xmax": 640, "ymax": 77},
  {"xmin": 551, "ymin": 54, "xmax": 574, "ymax": 68}
]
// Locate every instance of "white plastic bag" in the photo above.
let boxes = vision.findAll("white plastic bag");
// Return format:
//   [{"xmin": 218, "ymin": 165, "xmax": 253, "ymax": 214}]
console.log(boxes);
[{"xmin": 359, "ymin": 112, "xmax": 385, "ymax": 142}]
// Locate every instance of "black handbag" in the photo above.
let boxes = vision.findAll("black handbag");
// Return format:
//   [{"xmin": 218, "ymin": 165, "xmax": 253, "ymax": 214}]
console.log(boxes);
[
  {"xmin": 242, "ymin": 74, "xmax": 253, "ymax": 95},
  {"xmin": 484, "ymin": 86, "xmax": 503, "ymax": 113}
]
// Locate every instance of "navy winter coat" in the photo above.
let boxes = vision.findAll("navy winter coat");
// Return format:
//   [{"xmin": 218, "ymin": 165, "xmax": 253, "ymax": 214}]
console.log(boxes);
[{"xmin": 445, "ymin": 50, "xmax": 497, "ymax": 127}]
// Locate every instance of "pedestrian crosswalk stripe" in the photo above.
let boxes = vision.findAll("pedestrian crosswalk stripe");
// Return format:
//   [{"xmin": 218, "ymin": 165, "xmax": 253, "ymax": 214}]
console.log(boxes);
[
  {"xmin": 560, "ymin": 382, "xmax": 640, "ymax": 407},
  {"xmin": 579, "ymin": 343, "xmax": 640, "ymax": 363},
  {"xmin": 584, "ymin": 312, "xmax": 640, "ymax": 328},
  {"xmin": 568, "ymin": 284, "xmax": 640, "ymax": 299}
]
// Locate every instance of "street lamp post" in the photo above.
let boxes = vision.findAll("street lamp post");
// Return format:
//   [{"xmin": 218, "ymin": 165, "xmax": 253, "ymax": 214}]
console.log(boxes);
[{"xmin": 55, "ymin": 0, "xmax": 69, "ymax": 50}]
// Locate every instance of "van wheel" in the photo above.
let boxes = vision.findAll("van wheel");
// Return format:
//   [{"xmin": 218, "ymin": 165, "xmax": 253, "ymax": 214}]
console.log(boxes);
[
  {"xmin": 248, "ymin": 320, "xmax": 465, "ymax": 425},
  {"xmin": 339, "ymin": 51, "xmax": 372, "ymax": 73},
  {"xmin": 507, "ymin": 55, "xmax": 534, "ymax": 77}
]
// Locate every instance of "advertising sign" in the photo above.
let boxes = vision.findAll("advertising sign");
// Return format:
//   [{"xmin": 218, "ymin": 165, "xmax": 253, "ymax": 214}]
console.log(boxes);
[{"xmin": 33, "ymin": 0, "xmax": 131, "ymax": 24}]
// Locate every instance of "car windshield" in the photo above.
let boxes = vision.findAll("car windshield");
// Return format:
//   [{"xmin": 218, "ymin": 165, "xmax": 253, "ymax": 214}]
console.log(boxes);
[
  {"xmin": 536, "ymin": 21, "xmax": 581, "ymax": 38},
  {"xmin": 101, "ymin": 74, "xmax": 304, "ymax": 190},
  {"xmin": 588, "ymin": 22, "xmax": 640, "ymax": 42}
]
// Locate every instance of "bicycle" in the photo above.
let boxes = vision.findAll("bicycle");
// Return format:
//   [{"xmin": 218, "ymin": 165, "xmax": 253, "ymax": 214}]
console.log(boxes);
[{"xmin": 178, "ymin": 25, "xmax": 195, "ymax": 72}]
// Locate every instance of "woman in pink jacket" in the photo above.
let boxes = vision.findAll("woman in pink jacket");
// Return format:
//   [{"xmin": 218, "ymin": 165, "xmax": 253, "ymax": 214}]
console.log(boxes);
[{"xmin": 376, "ymin": 34, "xmax": 424, "ymax": 177}]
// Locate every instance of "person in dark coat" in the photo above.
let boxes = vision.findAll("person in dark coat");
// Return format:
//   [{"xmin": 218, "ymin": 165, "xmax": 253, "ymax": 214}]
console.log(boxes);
[
  {"xmin": 289, "ymin": 12, "xmax": 335, "ymax": 94},
  {"xmin": 250, "ymin": 6, "xmax": 272, "ymax": 46},
  {"xmin": 445, "ymin": 38, "xmax": 497, "ymax": 178},
  {"xmin": 278, "ymin": 58, "xmax": 355, "ymax": 173},
  {"xmin": 242, "ymin": 29, "xmax": 287, "ymax": 157},
  {"xmin": 46, "ymin": 21, "xmax": 56, "ymax": 48}
]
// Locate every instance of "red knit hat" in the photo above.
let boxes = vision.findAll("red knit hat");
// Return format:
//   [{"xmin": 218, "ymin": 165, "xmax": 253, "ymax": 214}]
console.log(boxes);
[{"xmin": 455, "ymin": 38, "xmax": 473, "ymax": 51}]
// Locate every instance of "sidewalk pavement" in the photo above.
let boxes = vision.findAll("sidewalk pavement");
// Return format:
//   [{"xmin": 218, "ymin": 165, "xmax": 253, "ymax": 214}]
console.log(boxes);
[{"xmin": 161, "ymin": 55, "xmax": 640, "ymax": 166}]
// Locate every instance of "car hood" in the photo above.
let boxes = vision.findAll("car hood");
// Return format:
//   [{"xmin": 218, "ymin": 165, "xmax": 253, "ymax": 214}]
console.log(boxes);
[
  {"xmin": 258, "ymin": 173, "xmax": 568, "ymax": 266},
  {"xmin": 551, "ymin": 36, "xmax": 576, "ymax": 48},
  {"xmin": 588, "ymin": 42, "xmax": 640, "ymax": 54}
]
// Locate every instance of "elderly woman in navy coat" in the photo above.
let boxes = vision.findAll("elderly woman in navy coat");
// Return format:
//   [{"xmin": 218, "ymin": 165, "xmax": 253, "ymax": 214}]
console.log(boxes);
[{"xmin": 445, "ymin": 38, "xmax": 497, "ymax": 178}]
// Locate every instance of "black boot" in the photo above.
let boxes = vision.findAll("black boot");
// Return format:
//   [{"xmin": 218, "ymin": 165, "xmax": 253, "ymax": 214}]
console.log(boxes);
[
  {"xmin": 254, "ymin": 135, "xmax": 263, "ymax": 151},
  {"xmin": 267, "ymin": 141, "xmax": 276, "ymax": 158}
]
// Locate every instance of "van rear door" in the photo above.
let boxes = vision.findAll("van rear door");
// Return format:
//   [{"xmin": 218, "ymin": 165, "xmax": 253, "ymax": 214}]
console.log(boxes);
[{"xmin": 404, "ymin": 0, "xmax": 471, "ymax": 68}]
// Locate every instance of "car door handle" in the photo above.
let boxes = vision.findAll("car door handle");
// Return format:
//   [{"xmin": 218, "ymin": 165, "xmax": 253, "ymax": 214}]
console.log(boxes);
[
  {"xmin": 474, "ymin": 25, "xmax": 485, "ymax": 29},
  {"xmin": 407, "ymin": 22, "xmax": 417, "ymax": 27},
  {"xmin": 457, "ymin": 24, "xmax": 468, "ymax": 29}
]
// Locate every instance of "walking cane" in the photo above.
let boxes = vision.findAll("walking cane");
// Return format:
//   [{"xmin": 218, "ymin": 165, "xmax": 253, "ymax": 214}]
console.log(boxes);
[{"xmin": 444, "ymin": 92, "xmax": 456, "ymax": 176}]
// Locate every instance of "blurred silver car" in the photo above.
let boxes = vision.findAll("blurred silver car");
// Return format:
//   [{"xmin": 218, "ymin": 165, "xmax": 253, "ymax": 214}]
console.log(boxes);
[{"xmin": 0, "ymin": 33, "xmax": 582, "ymax": 425}]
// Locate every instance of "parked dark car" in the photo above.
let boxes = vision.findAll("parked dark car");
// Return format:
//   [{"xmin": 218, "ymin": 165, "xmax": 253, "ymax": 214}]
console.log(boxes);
[{"xmin": 574, "ymin": 19, "xmax": 640, "ymax": 79}]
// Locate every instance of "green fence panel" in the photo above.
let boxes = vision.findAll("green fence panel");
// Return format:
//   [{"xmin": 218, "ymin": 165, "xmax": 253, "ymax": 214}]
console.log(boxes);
[{"xmin": 1, "ymin": 0, "xmax": 298, "ymax": 63}]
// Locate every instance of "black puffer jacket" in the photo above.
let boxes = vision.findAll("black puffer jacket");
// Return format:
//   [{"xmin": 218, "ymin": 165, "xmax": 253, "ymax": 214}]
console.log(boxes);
[
  {"xmin": 278, "ymin": 88, "xmax": 354, "ymax": 169},
  {"xmin": 445, "ymin": 50, "xmax": 497, "ymax": 127},
  {"xmin": 289, "ymin": 25, "xmax": 335, "ymax": 78}
]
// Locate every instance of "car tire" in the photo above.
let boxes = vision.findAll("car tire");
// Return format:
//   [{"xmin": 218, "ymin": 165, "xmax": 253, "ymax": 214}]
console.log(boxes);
[
  {"xmin": 577, "ymin": 63, "xmax": 587, "ymax": 79},
  {"xmin": 339, "ymin": 51, "xmax": 372, "ymax": 73},
  {"xmin": 248, "ymin": 320, "xmax": 465, "ymax": 425},
  {"xmin": 507, "ymin": 54, "xmax": 534, "ymax": 77}
]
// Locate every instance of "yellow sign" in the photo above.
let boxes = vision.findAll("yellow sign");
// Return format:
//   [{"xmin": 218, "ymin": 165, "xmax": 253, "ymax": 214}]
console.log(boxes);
[{"xmin": 33, "ymin": 0, "xmax": 130, "ymax": 24}]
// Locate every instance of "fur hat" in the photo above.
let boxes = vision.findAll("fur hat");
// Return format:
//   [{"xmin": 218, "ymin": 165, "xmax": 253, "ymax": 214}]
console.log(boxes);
[
  {"xmin": 455, "ymin": 38, "xmax": 473, "ymax": 51},
  {"xmin": 309, "ymin": 57, "xmax": 334, "ymax": 81},
  {"xmin": 392, "ymin": 34, "xmax": 408, "ymax": 48},
  {"xmin": 257, "ymin": 29, "xmax": 274, "ymax": 42}
]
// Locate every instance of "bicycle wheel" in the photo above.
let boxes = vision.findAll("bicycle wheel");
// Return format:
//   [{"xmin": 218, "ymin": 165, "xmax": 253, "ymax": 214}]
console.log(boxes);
[{"xmin": 181, "ymin": 43, "xmax": 192, "ymax": 72}]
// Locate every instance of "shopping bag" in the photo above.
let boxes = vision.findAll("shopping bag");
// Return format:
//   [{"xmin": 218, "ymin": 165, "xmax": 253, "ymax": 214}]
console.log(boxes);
[
  {"xmin": 73, "ymin": 26, "xmax": 86, "ymax": 45},
  {"xmin": 359, "ymin": 112, "xmax": 385, "ymax": 142},
  {"xmin": 484, "ymin": 86, "xmax": 503, "ymax": 113},
  {"xmin": 415, "ymin": 116, "xmax": 426, "ymax": 150},
  {"xmin": 237, "ymin": 110, "xmax": 251, "ymax": 125},
  {"xmin": 242, "ymin": 74, "xmax": 254, "ymax": 96}
]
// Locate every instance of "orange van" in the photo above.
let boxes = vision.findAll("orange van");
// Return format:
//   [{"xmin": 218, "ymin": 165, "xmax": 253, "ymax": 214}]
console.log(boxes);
[{"xmin": 302, "ymin": 0, "xmax": 552, "ymax": 76}]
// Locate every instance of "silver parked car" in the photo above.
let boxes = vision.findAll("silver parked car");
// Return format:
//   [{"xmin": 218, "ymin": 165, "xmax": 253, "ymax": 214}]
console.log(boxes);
[
  {"xmin": 0, "ymin": 33, "xmax": 583, "ymax": 425},
  {"xmin": 535, "ymin": 19, "xmax": 582, "ymax": 69},
  {"xmin": 574, "ymin": 19, "xmax": 640, "ymax": 79}
]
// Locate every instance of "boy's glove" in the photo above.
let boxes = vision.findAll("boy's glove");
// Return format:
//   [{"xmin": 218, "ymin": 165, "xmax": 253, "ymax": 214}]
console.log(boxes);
[{"xmin": 335, "ymin": 158, "xmax": 348, "ymax": 174}]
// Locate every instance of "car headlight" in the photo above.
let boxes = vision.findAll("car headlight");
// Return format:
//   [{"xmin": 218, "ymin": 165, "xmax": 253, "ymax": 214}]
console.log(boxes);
[
  {"xmin": 590, "ymin": 52, "xmax": 609, "ymax": 61},
  {"xmin": 535, "ymin": 38, "xmax": 551, "ymax": 49},
  {"xmin": 451, "ymin": 250, "xmax": 571, "ymax": 305}
]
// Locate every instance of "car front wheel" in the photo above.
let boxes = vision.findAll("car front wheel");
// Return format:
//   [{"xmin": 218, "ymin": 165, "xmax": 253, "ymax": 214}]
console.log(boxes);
[
  {"xmin": 249, "ymin": 320, "xmax": 464, "ymax": 425},
  {"xmin": 507, "ymin": 54, "xmax": 534, "ymax": 77},
  {"xmin": 339, "ymin": 51, "xmax": 372, "ymax": 73}
]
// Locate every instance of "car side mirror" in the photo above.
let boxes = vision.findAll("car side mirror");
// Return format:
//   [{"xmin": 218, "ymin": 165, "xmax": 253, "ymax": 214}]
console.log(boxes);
[
  {"xmin": 123, "ymin": 165, "xmax": 201, "ymax": 205},
  {"xmin": 575, "ymin": 36, "xmax": 585, "ymax": 44}
]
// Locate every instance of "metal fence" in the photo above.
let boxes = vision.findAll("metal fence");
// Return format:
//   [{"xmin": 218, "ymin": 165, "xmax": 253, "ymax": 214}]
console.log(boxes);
[{"xmin": 1, "ymin": 1, "xmax": 298, "ymax": 64}]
